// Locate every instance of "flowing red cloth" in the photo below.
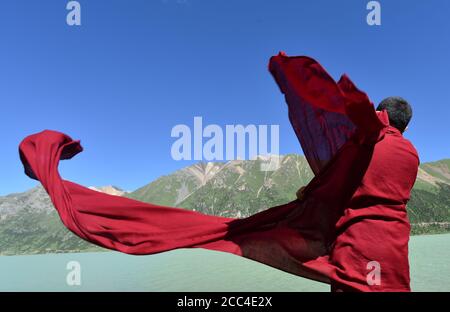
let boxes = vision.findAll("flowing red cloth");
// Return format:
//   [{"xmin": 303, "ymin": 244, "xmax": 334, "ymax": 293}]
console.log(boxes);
[{"xmin": 19, "ymin": 53, "xmax": 419, "ymax": 291}]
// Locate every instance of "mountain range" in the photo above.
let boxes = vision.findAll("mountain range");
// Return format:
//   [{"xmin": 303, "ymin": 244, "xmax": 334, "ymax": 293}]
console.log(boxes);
[{"xmin": 1, "ymin": 155, "xmax": 449, "ymax": 255}]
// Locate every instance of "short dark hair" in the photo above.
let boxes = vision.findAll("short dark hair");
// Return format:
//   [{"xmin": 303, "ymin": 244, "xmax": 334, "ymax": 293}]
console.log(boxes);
[{"xmin": 376, "ymin": 97, "xmax": 412, "ymax": 132}]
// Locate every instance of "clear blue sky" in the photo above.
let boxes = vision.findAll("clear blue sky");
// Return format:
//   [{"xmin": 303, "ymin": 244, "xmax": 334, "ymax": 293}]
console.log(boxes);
[{"xmin": 1, "ymin": 0, "xmax": 449, "ymax": 195}]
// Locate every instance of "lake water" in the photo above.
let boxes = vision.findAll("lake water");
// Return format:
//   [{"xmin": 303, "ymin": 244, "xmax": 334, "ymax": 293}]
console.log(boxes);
[{"xmin": 1, "ymin": 234, "xmax": 449, "ymax": 292}]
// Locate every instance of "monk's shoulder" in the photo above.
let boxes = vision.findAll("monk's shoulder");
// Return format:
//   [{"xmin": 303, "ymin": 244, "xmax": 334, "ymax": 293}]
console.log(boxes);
[
  {"xmin": 401, "ymin": 136, "xmax": 420, "ymax": 164},
  {"xmin": 388, "ymin": 133, "xmax": 420, "ymax": 166}
]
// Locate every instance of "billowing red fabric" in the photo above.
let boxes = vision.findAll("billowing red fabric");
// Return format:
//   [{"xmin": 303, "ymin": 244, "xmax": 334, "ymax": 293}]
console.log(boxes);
[{"xmin": 19, "ymin": 53, "xmax": 419, "ymax": 291}]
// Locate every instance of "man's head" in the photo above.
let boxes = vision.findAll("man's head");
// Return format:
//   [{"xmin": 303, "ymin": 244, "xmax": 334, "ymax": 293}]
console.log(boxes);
[{"xmin": 376, "ymin": 96, "xmax": 412, "ymax": 133}]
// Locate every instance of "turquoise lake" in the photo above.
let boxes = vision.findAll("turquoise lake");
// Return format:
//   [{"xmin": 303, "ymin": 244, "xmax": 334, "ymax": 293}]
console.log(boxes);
[{"xmin": 1, "ymin": 234, "xmax": 449, "ymax": 292}]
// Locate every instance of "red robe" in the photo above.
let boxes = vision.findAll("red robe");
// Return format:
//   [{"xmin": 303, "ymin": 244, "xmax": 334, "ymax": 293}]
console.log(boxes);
[{"xmin": 19, "ymin": 53, "xmax": 419, "ymax": 291}]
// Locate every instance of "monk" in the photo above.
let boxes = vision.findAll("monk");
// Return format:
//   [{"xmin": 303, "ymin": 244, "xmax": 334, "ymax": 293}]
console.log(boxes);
[
  {"xmin": 296, "ymin": 96, "xmax": 418, "ymax": 291},
  {"xmin": 18, "ymin": 53, "xmax": 419, "ymax": 292}
]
